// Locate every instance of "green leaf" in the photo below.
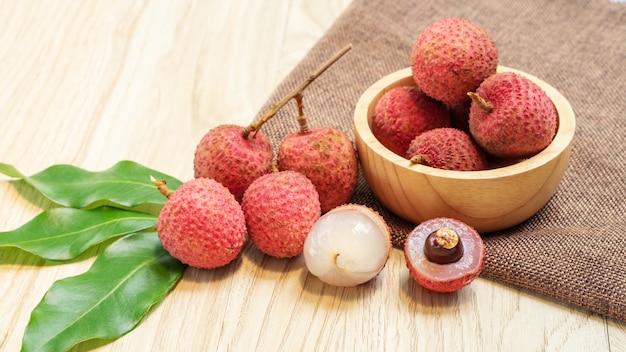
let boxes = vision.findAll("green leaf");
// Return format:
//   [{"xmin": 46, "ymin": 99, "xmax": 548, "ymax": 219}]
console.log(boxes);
[
  {"xmin": 0, "ymin": 207, "xmax": 157, "ymax": 261},
  {"xmin": 0, "ymin": 160, "xmax": 182, "ymax": 210},
  {"xmin": 0, "ymin": 162, "xmax": 25, "ymax": 178},
  {"xmin": 22, "ymin": 232, "xmax": 186, "ymax": 352}
]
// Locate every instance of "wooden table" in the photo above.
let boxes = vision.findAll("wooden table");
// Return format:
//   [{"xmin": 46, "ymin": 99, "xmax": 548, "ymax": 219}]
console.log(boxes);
[{"xmin": 1, "ymin": 1, "xmax": 625, "ymax": 351}]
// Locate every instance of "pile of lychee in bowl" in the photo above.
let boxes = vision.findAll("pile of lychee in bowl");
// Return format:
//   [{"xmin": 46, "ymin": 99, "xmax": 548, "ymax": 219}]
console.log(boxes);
[{"xmin": 354, "ymin": 18, "xmax": 576, "ymax": 234}]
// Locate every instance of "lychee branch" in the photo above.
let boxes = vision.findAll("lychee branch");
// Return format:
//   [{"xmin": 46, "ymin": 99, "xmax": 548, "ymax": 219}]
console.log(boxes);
[
  {"xmin": 243, "ymin": 43, "xmax": 353, "ymax": 139},
  {"xmin": 294, "ymin": 93, "xmax": 311, "ymax": 134}
]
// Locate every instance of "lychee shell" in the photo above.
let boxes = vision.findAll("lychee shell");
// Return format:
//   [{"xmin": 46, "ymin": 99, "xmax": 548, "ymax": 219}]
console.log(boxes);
[
  {"xmin": 372, "ymin": 85, "xmax": 451, "ymax": 156},
  {"xmin": 277, "ymin": 127, "xmax": 358, "ymax": 213},
  {"xmin": 468, "ymin": 71, "xmax": 558, "ymax": 159},
  {"xmin": 156, "ymin": 178, "xmax": 247, "ymax": 269},
  {"xmin": 410, "ymin": 17, "xmax": 498, "ymax": 106},
  {"xmin": 242, "ymin": 170, "xmax": 321, "ymax": 258},
  {"xmin": 404, "ymin": 218, "xmax": 485, "ymax": 292},
  {"xmin": 406, "ymin": 127, "xmax": 487, "ymax": 171},
  {"xmin": 193, "ymin": 124, "xmax": 273, "ymax": 202}
]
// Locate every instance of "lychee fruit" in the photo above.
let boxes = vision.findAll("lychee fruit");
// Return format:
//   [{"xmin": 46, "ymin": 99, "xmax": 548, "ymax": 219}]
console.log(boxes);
[
  {"xmin": 303, "ymin": 204, "xmax": 391, "ymax": 287},
  {"xmin": 404, "ymin": 217, "xmax": 485, "ymax": 292},
  {"xmin": 277, "ymin": 95, "xmax": 358, "ymax": 213},
  {"xmin": 241, "ymin": 170, "xmax": 321, "ymax": 258},
  {"xmin": 410, "ymin": 18, "xmax": 498, "ymax": 107},
  {"xmin": 191, "ymin": 45, "xmax": 353, "ymax": 203},
  {"xmin": 193, "ymin": 124, "xmax": 273, "ymax": 202},
  {"xmin": 371, "ymin": 85, "xmax": 451, "ymax": 156},
  {"xmin": 153, "ymin": 177, "xmax": 247, "ymax": 270},
  {"xmin": 406, "ymin": 127, "xmax": 487, "ymax": 171},
  {"xmin": 468, "ymin": 71, "xmax": 558, "ymax": 159}
]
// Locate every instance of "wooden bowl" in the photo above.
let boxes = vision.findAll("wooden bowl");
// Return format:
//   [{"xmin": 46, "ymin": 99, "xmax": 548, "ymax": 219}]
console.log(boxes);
[{"xmin": 353, "ymin": 66, "xmax": 576, "ymax": 233}]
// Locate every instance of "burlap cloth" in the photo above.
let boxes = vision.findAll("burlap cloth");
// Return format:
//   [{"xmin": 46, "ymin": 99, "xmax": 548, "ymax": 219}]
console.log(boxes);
[{"xmin": 254, "ymin": 0, "xmax": 626, "ymax": 322}]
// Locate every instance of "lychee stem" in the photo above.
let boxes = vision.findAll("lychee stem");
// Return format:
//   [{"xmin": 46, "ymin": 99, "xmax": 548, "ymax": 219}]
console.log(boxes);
[
  {"xmin": 295, "ymin": 92, "xmax": 311, "ymax": 134},
  {"xmin": 151, "ymin": 175, "xmax": 174, "ymax": 199},
  {"xmin": 409, "ymin": 154, "xmax": 431, "ymax": 166},
  {"xmin": 270, "ymin": 161, "xmax": 279, "ymax": 173},
  {"xmin": 467, "ymin": 92, "xmax": 492, "ymax": 112},
  {"xmin": 243, "ymin": 43, "xmax": 353, "ymax": 139}
]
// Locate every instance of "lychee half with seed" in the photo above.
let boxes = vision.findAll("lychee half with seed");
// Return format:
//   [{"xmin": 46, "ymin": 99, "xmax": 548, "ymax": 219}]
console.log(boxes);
[
  {"xmin": 468, "ymin": 71, "xmax": 558, "ymax": 159},
  {"xmin": 406, "ymin": 127, "xmax": 487, "ymax": 171},
  {"xmin": 193, "ymin": 124, "xmax": 273, "ymax": 202},
  {"xmin": 154, "ymin": 177, "xmax": 247, "ymax": 270},
  {"xmin": 242, "ymin": 170, "xmax": 321, "ymax": 258},
  {"xmin": 371, "ymin": 85, "xmax": 451, "ymax": 156},
  {"xmin": 303, "ymin": 204, "xmax": 391, "ymax": 287},
  {"xmin": 404, "ymin": 217, "xmax": 486, "ymax": 292},
  {"xmin": 410, "ymin": 17, "xmax": 498, "ymax": 107}
]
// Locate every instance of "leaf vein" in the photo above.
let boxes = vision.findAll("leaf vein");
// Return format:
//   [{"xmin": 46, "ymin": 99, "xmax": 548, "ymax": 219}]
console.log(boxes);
[{"xmin": 37, "ymin": 253, "xmax": 165, "ymax": 350}]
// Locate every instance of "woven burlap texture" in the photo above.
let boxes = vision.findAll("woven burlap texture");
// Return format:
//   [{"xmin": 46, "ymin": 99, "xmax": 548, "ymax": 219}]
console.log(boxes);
[{"xmin": 254, "ymin": 0, "xmax": 626, "ymax": 322}]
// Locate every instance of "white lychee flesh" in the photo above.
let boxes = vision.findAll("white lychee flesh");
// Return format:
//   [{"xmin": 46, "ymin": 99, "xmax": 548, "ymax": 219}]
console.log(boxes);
[{"xmin": 303, "ymin": 204, "xmax": 391, "ymax": 287}]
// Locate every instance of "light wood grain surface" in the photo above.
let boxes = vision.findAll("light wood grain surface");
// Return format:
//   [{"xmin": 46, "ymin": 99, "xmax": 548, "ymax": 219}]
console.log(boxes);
[{"xmin": 1, "ymin": 1, "xmax": 625, "ymax": 351}]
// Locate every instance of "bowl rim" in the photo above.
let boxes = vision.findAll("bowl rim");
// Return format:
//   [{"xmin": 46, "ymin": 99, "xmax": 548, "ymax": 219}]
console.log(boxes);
[{"xmin": 354, "ymin": 65, "xmax": 576, "ymax": 180}]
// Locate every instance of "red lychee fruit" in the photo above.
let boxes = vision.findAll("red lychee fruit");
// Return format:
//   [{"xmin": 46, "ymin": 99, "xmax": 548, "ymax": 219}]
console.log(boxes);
[
  {"xmin": 191, "ymin": 46, "xmax": 353, "ymax": 204},
  {"xmin": 404, "ymin": 217, "xmax": 486, "ymax": 292},
  {"xmin": 468, "ymin": 71, "xmax": 558, "ymax": 159},
  {"xmin": 193, "ymin": 124, "xmax": 272, "ymax": 202},
  {"xmin": 410, "ymin": 18, "xmax": 498, "ymax": 107},
  {"xmin": 371, "ymin": 85, "xmax": 451, "ymax": 156},
  {"xmin": 406, "ymin": 127, "xmax": 487, "ymax": 171},
  {"xmin": 278, "ymin": 127, "xmax": 358, "ymax": 213},
  {"xmin": 154, "ymin": 177, "xmax": 247, "ymax": 270},
  {"xmin": 241, "ymin": 170, "xmax": 321, "ymax": 258},
  {"xmin": 277, "ymin": 99, "xmax": 358, "ymax": 213}
]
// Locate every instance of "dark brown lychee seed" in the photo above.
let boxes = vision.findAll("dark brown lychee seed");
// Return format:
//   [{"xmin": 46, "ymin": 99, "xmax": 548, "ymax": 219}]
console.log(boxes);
[{"xmin": 423, "ymin": 228, "xmax": 464, "ymax": 264}]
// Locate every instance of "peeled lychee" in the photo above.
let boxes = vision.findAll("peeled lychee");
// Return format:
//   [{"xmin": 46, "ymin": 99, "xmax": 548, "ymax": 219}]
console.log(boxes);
[
  {"xmin": 154, "ymin": 177, "xmax": 247, "ymax": 269},
  {"xmin": 468, "ymin": 71, "xmax": 558, "ymax": 159},
  {"xmin": 242, "ymin": 170, "xmax": 321, "ymax": 258},
  {"xmin": 303, "ymin": 204, "xmax": 391, "ymax": 287},
  {"xmin": 371, "ymin": 85, "xmax": 451, "ymax": 156},
  {"xmin": 193, "ymin": 124, "xmax": 272, "ymax": 202},
  {"xmin": 404, "ymin": 217, "xmax": 485, "ymax": 292},
  {"xmin": 410, "ymin": 18, "xmax": 498, "ymax": 107},
  {"xmin": 406, "ymin": 127, "xmax": 487, "ymax": 171}
]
